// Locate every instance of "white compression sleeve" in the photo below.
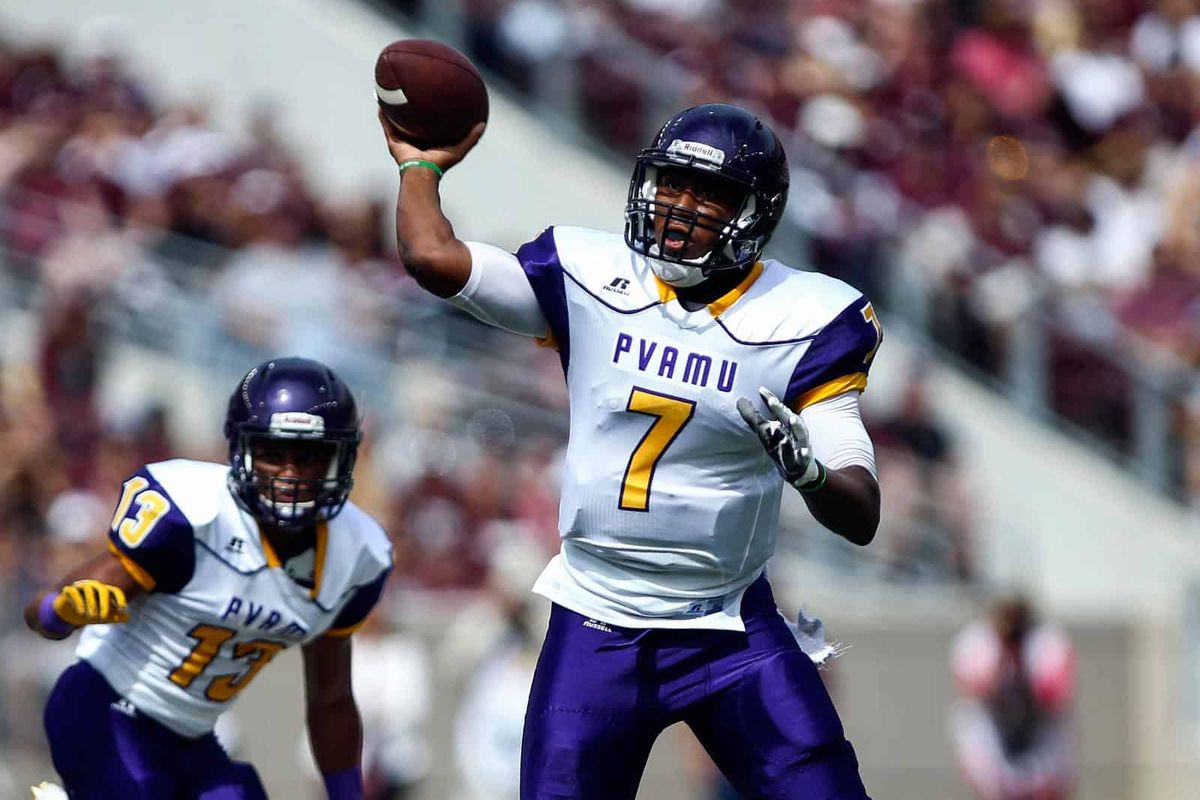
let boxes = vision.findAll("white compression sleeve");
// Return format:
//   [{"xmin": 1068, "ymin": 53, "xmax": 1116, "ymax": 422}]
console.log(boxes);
[
  {"xmin": 446, "ymin": 241, "xmax": 549, "ymax": 338},
  {"xmin": 800, "ymin": 392, "xmax": 878, "ymax": 478}
]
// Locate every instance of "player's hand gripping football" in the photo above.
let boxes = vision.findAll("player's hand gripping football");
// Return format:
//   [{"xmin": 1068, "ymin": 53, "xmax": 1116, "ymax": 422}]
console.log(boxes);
[
  {"xmin": 52, "ymin": 579, "xmax": 129, "ymax": 627},
  {"xmin": 379, "ymin": 110, "xmax": 486, "ymax": 174},
  {"xmin": 737, "ymin": 387, "xmax": 825, "ymax": 491}
]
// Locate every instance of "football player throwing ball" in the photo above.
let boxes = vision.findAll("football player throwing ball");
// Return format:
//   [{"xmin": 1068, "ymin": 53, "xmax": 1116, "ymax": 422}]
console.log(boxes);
[{"xmin": 382, "ymin": 103, "xmax": 882, "ymax": 799}]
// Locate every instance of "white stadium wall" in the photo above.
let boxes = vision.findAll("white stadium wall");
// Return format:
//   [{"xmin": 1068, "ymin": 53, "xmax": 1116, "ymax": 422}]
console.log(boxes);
[{"xmin": 4, "ymin": 0, "xmax": 1200, "ymax": 798}]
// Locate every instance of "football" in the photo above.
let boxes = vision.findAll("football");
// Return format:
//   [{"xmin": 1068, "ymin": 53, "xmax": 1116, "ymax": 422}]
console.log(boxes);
[{"xmin": 375, "ymin": 39, "xmax": 489, "ymax": 149}]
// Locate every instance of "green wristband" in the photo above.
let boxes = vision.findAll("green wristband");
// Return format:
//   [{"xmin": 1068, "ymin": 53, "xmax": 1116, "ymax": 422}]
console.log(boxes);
[
  {"xmin": 797, "ymin": 461, "xmax": 828, "ymax": 493},
  {"xmin": 397, "ymin": 159, "xmax": 444, "ymax": 178}
]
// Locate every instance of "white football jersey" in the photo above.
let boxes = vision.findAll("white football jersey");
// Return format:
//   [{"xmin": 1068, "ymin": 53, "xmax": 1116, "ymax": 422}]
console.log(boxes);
[
  {"xmin": 76, "ymin": 459, "xmax": 393, "ymax": 737},
  {"xmin": 463, "ymin": 227, "xmax": 880, "ymax": 631}
]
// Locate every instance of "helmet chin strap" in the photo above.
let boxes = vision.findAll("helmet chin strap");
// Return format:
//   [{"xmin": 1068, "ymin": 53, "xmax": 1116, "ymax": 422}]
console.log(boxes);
[
  {"xmin": 650, "ymin": 258, "xmax": 709, "ymax": 287},
  {"xmin": 646, "ymin": 241, "xmax": 713, "ymax": 287}
]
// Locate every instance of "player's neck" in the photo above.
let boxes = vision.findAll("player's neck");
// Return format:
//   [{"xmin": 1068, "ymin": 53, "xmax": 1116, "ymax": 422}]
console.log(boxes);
[
  {"xmin": 673, "ymin": 266, "xmax": 751, "ymax": 311},
  {"xmin": 261, "ymin": 523, "xmax": 317, "ymax": 562}
]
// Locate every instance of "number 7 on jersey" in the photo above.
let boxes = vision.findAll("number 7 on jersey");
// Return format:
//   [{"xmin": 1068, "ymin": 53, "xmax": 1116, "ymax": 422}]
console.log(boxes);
[{"xmin": 619, "ymin": 387, "xmax": 696, "ymax": 512}]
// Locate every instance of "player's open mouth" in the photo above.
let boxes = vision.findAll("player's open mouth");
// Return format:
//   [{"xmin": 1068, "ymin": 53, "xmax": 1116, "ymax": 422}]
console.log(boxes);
[{"xmin": 663, "ymin": 229, "xmax": 689, "ymax": 253}]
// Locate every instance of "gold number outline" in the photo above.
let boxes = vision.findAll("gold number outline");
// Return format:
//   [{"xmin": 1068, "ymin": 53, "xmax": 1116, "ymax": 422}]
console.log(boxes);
[
  {"xmin": 170, "ymin": 624, "xmax": 236, "ymax": 689},
  {"xmin": 111, "ymin": 476, "xmax": 171, "ymax": 549},
  {"xmin": 110, "ymin": 477, "xmax": 149, "ymax": 530},
  {"xmin": 860, "ymin": 302, "xmax": 883, "ymax": 365},
  {"xmin": 204, "ymin": 639, "xmax": 286, "ymax": 702},
  {"xmin": 169, "ymin": 624, "xmax": 285, "ymax": 703},
  {"xmin": 619, "ymin": 387, "xmax": 696, "ymax": 512}
]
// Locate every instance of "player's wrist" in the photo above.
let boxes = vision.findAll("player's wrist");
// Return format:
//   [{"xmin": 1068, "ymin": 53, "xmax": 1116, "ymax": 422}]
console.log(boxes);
[
  {"xmin": 322, "ymin": 767, "xmax": 363, "ymax": 800},
  {"xmin": 38, "ymin": 592, "xmax": 76, "ymax": 638},
  {"xmin": 793, "ymin": 460, "xmax": 827, "ymax": 493},
  {"xmin": 397, "ymin": 159, "xmax": 444, "ymax": 178}
]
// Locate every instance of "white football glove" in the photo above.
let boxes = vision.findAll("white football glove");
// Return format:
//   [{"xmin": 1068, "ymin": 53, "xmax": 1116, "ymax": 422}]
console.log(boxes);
[
  {"xmin": 31, "ymin": 782, "xmax": 68, "ymax": 800},
  {"xmin": 736, "ymin": 386, "xmax": 825, "ymax": 491},
  {"xmin": 787, "ymin": 608, "xmax": 847, "ymax": 668}
]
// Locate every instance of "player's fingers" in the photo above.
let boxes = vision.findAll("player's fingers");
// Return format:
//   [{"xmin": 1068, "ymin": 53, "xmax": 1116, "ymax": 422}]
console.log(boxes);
[
  {"xmin": 95, "ymin": 586, "xmax": 109, "ymax": 620},
  {"xmin": 81, "ymin": 583, "xmax": 100, "ymax": 618},
  {"xmin": 789, "ymin": 412, "xmax": 811, "ymax": 442},
  {"xmin": 378, "ymin": 110, "xmax": 413, "ymax": 148},
  {"xmin": 62, "ymin": 586, "xmax": 85, "ymax": 616},
  {"xmin": 110, "ymin": 585, "xmax": 128, "ymax": 613},
  {"xmin": 760, "ymin": 387, "xmax": 791, "ymax": 420},
  {"xmin": 109, "ymin": 586, "xmax": 128, "ymax": 622},
  {"xmin": 378, "ymin": 108, "xmax": 398, "ymax": 140},
  {"xmin": 736, "ymin": 397, "xmax": 768, "ymax": 430},
  {"xmin": 53, "ymin": 588, "xmax": 78, "ymax": 623},
  {"xmin": 460, "ymin": 121, "xmax": 486, "ymax": 150}
]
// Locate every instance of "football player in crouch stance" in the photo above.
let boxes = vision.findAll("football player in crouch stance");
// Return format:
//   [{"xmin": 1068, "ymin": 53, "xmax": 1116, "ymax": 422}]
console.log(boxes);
[
  {"xmin": 24, "ymin": 357, "xmax": 392, "ymax": 800},
  {"xmin": 382, "ymin": 103, "xmax": 882, "ymax": 799}
]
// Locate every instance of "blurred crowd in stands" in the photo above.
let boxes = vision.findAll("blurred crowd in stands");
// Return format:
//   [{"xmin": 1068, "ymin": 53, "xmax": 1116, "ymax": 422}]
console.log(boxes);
[
  {"xmin": 445, "ymin": 0, "xmax": 1200, "ymax": 498},
  {"xmin": 0, "ymin": 19, "xmax": 976, "ymax": 613},
  {"xmin": 0, "ymin": 21, "xmax": 978, "ymax": 797}
]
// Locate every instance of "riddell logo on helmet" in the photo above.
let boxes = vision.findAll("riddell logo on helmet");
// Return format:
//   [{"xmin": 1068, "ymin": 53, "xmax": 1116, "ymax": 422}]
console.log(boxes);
[
  {"xmin": 269, "ymin": 412, "xmax": 326, "ymax": 434},
  {"xmin": 667, "ymin": 139, "xmax": 725, "ymax": 166}
]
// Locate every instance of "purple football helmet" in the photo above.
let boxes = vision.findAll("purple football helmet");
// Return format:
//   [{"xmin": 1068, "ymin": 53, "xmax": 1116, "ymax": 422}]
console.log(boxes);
[
  {"xmin": 224, "ymin": 357, "xmax": 361, "ymax": 529},
  {"xmin": 624, "ymin": 103, "xmax": 789, "ymax": 274}
]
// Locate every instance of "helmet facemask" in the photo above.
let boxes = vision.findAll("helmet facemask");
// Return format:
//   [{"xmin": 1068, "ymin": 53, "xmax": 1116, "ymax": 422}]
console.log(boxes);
[
  {"xmin": 626, "ymin": 161, "xmax": 766, "ymax": 286},
  {"xmin": 624, "ymin": 105, "xmax": 790, "ymax": 286},
  {"xmin": 229, "ymin": 421, "xmax": 359, "ymax": 531}
]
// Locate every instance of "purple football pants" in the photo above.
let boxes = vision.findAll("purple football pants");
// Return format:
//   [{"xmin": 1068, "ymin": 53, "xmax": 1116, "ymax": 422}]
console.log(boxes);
[
  {"xmin": 520, "ymin": 575, "xmax": 871, "ymax": 800},
  {"xmin": 44, "ymin": 660, "xmax": 268, "ymax": 800}
]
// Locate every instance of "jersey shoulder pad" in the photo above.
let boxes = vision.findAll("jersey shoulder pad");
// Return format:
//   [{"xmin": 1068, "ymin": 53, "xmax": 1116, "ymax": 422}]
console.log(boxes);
[
  {"xmin": 551, "ymin": 226, "xmax": 664, "ymax": 311},
  {"xmin": 321, "ymin": 503, "xmax": 393, "ymax": 635},
  {"xmin": 143, "ymin": 459, "xmax": 227, "ymax": 528},
  {"xmin": 325, "ymin": 566, "xmax": 390, "ymax": 637},
  {"xmin": 780, "ymin": 281, "xmax": 883, "ymax": 408},
  {"xmin": 325, "ymin": 502, "xmax": 393, "ymax": 586},
  {"xmin": 717, "ymin": 261, "xmax": 867, "ymax": 344},
  {"xmin": 342, "ymin": 502, "xmax": 392, "ymax": 569},
  {"xmin": 108, "ymin": 462, "xmax": 208, "ymax": 593}
]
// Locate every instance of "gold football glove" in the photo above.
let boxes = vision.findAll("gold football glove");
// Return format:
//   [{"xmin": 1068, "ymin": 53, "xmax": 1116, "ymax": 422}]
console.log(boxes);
[{"xmin": 52, "ymin": 579, "xmax": 129, "ymax": 627}]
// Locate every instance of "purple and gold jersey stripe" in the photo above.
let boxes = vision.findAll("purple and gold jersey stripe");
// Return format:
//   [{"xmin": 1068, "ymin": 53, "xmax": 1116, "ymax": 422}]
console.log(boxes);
[
  {"xmin": 323, "ymin": 620, "xmax": 366, "ymax": 638},
  {"xmin": 516, "ymin": 227, "xmax": 571, "ymax": 372},
  {"xmin": 783, "ymin": 297, "xmax": 881, "ymax": 408},
  {"xmin": 792, "ymin": 372, "xmax": 869, "ymax": 411},
  {"xmin": 107, "ymin": 467, "xmax": 196, "ymax": 594},
  {"xmin": 108, "ymin": 541, "xmax": 157, "ymax": 591},
  {"xmin": 326, "ymin": 568, "xmax": 390, "ymax": 635}
]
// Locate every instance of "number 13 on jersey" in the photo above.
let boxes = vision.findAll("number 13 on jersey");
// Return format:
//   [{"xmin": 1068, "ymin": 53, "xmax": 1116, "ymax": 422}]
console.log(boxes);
[{"xmin": 619, "ymin": 387, "xmax": 696, "ymax": 512}]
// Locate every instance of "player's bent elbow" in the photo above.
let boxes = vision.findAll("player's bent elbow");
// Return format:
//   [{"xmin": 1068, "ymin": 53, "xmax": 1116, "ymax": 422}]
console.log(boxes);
[
  {"xmin": 847, "ymin": 516, "xmax": 879, "ymax": 547},
  {"xmin": 833, "ymin": 467, "xmax": 880, "ymax": 546},
  {"xmin": 400, "ymin": 246, "xmax": 467, "ymax": 298},
  {"xmin": 853, "ymin": 490, "xmax": 882, "ymax": 546}
]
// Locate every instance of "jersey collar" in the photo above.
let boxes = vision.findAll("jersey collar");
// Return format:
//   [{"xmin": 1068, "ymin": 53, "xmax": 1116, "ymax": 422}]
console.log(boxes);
[
  {"xmin": 653, "ymin": 261, "xmax": 764, "ymax": 317},
  {"xmin": 258, "ymin": 520, "xmax": 329, "ymax": 599}
]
